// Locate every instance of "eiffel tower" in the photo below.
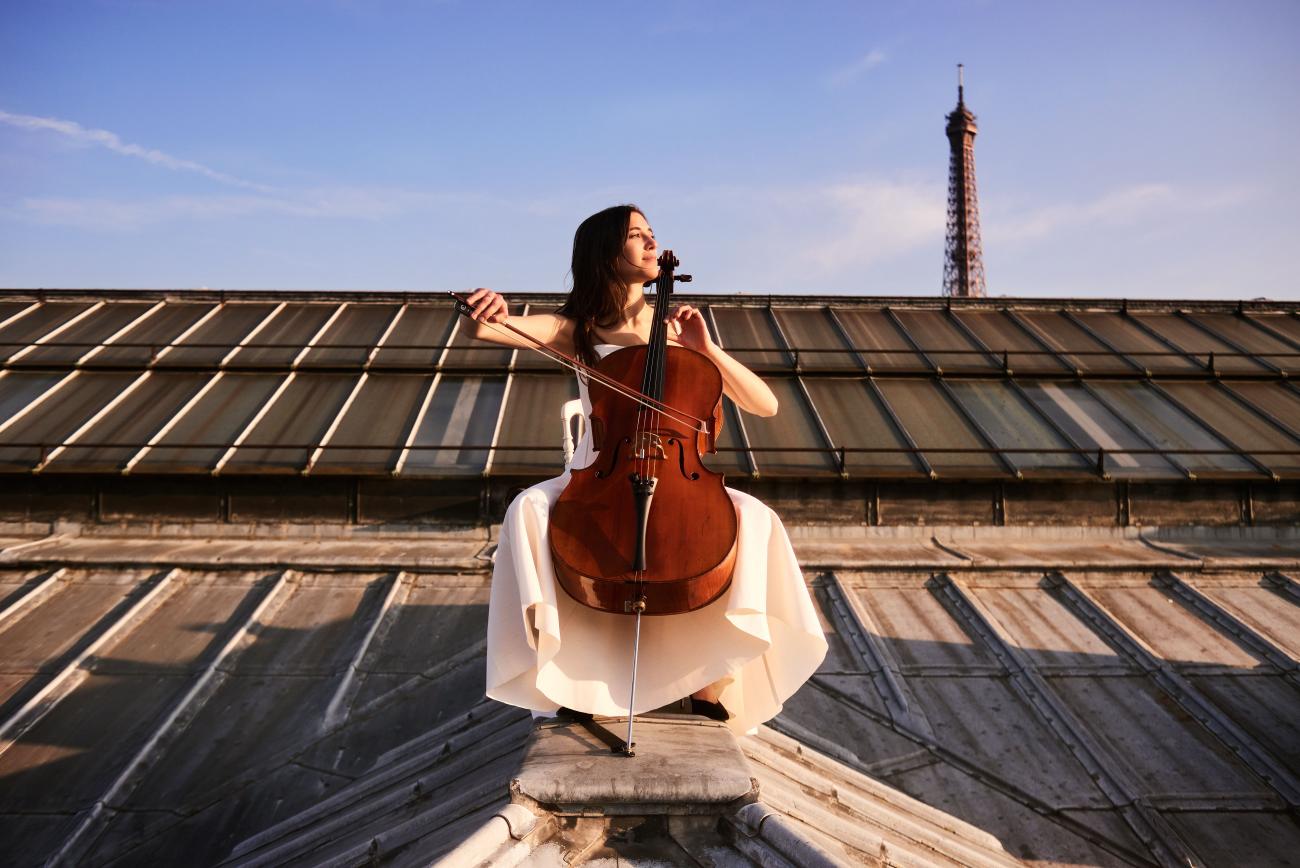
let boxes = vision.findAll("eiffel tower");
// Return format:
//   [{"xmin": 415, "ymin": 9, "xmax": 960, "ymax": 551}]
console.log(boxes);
[{"xmin": 943, "ymin": 64, "xmax": 987, "ymax": 298}]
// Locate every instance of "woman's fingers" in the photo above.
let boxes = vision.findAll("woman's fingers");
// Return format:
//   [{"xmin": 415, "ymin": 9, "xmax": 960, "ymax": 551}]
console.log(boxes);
[{"xmin": 466, "ymin": 288, "xmax": 507, "ymax": 322}]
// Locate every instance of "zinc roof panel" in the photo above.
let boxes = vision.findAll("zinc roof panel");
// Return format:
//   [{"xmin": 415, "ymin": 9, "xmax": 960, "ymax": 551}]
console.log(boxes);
[
  {"xmin": 0, "ymin": 371, "xmax": 64, "ymax": 426},
  {"xmin": 233, "ymin": 572, "xmax": 391, "ymax": 675},
  {"xmin": 1050, "ymin": 674, "xmax": 1272, "ymax": 797},
  {"xmin": 1189, "ymin": 579, "xmax": 1300, "ymax": 658},
  {"xmin": 0, "ymin": 568, "xmax": 154, "ymax": 669},
  {"xmin": 906, "ymin": 675, "xmax": 1113, "ymax": 808},
  {"xmin": 1186, "ymin": 674, "xmax": 1300, "ymax": 771},
  {"xmin": 965, "ymin": 585, "xmax": 1121, "ymax": 667},
  {"xmin": 1082, "ymin": 582, "xmax": 1263, "ymax": 668},
  {"xmin": 855, "ymin": 586, "xmax": 996, "ymax": 667},
  {"xmin": 884, "ymin": 761, "xmax": 1138, "ymax": 866},
  {"xmin": 1221, "ymin": 381, "xmax": 1300, "ymax": 437},
  {"xmin": 1166, "ymin": 811, "xmax": 1300, "ymax": 868},
  {"xmin": 1018, "ymin": 380, "xmax": 1182, "ymax": 477},
  {"xmin": 0, "ymin": 673, "xmax": 191, "ymax": 814},
  {"xmin": 362, "ymin": 583, "xmax": 488, "ymax": 673},
  {"xmin": 1245, "ymin": 312, "xmax": 1300, "ymax": 347},
  {"xmin": 945, "ymin": 380, "xmax": 1093, "ymax": 474}
]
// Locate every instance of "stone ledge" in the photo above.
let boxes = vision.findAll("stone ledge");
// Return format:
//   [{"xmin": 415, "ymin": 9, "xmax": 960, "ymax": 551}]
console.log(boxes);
[{"xmin": 512, "ymin": 716, "xmax": 758, "ymax": 814}]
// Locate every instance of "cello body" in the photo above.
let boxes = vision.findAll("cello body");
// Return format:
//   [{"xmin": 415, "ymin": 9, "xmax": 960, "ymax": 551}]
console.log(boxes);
[{"xmin": 548, "ymin": 254, "xmax": 738, "ymax": 616}]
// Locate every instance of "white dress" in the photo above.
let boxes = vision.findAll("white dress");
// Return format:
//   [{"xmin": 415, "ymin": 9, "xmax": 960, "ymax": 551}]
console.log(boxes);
[{"xmin": 485, "ymin": 344, "xmax": 827, "ymax": 734}]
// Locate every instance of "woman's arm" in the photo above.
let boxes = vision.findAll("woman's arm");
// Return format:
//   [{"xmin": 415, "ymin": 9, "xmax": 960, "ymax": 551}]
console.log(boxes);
[
  {"xmin": 667, "ymin": 304, "xmax": 778, "ymax": 417},
  {"xmin": 463, "ymin": 288, "xmax": 573, "ymax": 354}
]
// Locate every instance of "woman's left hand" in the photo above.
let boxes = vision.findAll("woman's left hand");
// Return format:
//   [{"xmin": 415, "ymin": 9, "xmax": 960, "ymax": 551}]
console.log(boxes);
[{"xmin": 666, "ymin": 304, "xmax": 714, "ymax": 354}]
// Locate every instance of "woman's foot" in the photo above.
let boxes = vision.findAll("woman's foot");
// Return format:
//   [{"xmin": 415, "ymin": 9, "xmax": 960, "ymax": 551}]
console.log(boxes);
[{"xmin": 690, "ymin": 698, "xmax": 729, "ymax": 722}]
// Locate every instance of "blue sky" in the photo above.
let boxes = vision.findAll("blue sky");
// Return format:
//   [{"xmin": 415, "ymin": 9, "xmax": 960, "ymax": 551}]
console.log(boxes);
[{"xmin": 1, "ymin": 0, "xmax": 1296, "ymax": 299}]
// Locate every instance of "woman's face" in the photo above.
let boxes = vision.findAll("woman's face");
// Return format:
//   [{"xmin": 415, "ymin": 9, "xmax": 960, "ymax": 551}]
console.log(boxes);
[{"xmin": 614, "ymin": 211, "xmax": 659, "ymax": 286}]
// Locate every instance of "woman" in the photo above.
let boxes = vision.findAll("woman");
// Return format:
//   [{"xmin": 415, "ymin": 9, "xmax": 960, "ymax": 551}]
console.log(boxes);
[{"xmin": 464, "ymin": 204, "xmax": 826, "ymax": 734}]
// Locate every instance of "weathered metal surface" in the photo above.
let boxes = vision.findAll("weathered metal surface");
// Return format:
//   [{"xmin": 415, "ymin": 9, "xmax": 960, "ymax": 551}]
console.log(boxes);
[{"xmin": 0, "ymin": 479, "xmax": 1295, "ymax": 864}]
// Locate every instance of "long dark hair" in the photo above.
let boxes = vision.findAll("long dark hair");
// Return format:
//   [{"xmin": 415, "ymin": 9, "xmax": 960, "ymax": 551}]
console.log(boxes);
[{"xmin": 557, "ymin": 204, "xmax": 643, "ymax": 368}]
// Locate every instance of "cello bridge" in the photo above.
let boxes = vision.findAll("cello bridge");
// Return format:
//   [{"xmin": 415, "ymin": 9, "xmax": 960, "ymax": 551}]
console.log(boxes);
[{"xmin": 633, "ymin": 432, "xmax": 666, "ymax": 461}]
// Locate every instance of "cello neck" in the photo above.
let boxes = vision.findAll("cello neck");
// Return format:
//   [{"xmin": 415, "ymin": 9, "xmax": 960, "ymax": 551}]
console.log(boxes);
[{"xmin": 640, "ymin": 250, "xmax": 679, "ymax": 406}]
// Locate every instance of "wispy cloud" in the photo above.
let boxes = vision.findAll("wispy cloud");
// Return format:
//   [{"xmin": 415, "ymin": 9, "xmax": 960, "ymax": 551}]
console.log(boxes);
[
  {"xmin": 0, "ymin": 108, "xmax": 277, "ymax": 193},
  {"xmin": 985, "ymin": 183, "xmax": 1257, "ymax": 244},
  {"xmin": 826, "ymin": 49, "xmax": 887, "ymax": 87},
  {"xmin": 650, "ymin": 176, "xmax": 946, "ymax": 290},
  {"xmin": 6, "ymin": 187, "xmax": 487, "ymax": 231}
]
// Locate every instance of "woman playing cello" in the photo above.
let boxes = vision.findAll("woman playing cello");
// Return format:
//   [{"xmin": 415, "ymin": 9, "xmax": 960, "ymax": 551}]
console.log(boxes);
[{"xmin": 464, "ymin": 204, "xmax": 826, "ymax": 733}]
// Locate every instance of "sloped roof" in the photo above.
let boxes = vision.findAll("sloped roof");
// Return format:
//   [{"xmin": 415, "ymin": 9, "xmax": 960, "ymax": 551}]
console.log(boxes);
[
  {"xmin": 2, "ymin": 290, "xmax": 1298, "ymax": 482},
  {"xmin": 0, "ymin": 523, "xmax": 1297, "ymax": 865}
]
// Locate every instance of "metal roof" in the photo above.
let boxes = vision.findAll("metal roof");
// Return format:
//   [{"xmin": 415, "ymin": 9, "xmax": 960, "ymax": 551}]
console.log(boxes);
[
  {"xmin": 0, "ymin": 523, "xmax": 1296, "ymax": 865},
  {"xmin": 2, "ymin": 290, "xmax": 1299, "ymax": 482}
]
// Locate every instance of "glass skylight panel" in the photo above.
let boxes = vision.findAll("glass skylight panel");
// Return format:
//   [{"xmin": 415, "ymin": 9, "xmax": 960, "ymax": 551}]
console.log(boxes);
[
  {"xmin": 400, "ymin": 375, "xmax": 506, "ymax": 476},
  {"xmin": 1019, "ymin": 381, "xmax": 1181, "ymax": 477},
  {"xmin": 1014, "ymin": 311, "xmax": 1136, "ymax": 374},
  {"xmin": 312, "ymin": 374, "xmax": 432, "ymax": 473},
  {"xmin": 801, "ymin": 379, "xmax": 920, "ymax": 475},
  {"xmin": 951, "ymin": 310, "xmax": 1070, "ymax": 375},
  {"xmin": 1068, "ymin": 311, "xmax": 1201, "ymax": 374},
  {"xmin": 158, "ymin": 303, "xmax": 280, "ymax": 366},
  {"xmin": 710, "ymin": 306, "xmax": 789, "ymax": 371},
  {"xmin": 831, "ymin": 308, "xmax": 924, "ymax": 371},
  {"xmin": 490, "ymin": 374, "xmax": 579, "ymax": 475},
  {"xmin": 0, "ymin": 303, "xmax": 96, "ymax": 362},
  {"xmin": 874, "ymin": 379, "xmax": 1004, "ymax": 475},
  {"xmin": 770, "ymin": 308, "xmax": 860, "ymax": 371},
  {"xmin": 1157, "ymin": 382, "xmax": 1300, "ymax": 476},
  {"xmin": 1130, "ymin": 313, "xmax": 1267, "ymax": 374},
  {"xmin": 222, "ymin": 374, "xmax": 360, "ymax": 472},
  {"xmin": 134, "ymin": 374, "xmax": 284, "ymax": 472},
  {"xmin": 300, "ymin": 304, "xmax": 402, "ymax": 367},
  {"xmin": 0, "ymin": 372, "xmax": 138, "ymax": 471},
  {"xmin": 370, "ymin": 305, "xmax": 454, "ymax": 369},
  {"xmin": 738, "ymin": 377, "xmax": 838, "ymax": 476},
  {"xmin": 946, "ymin": 381, "xmax": 1092, "ymax": 473},
  {"xmin": 1088, "ymin": 382, "xmax": 1255, "ymax": 475},
  {"xmin": 890, "ymin": 309, "xmax": 996, "ymax": 372}
]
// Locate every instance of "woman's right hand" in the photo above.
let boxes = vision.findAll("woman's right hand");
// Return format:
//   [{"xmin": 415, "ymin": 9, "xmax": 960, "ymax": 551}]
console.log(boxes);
[{"xmin": 466, "ymin": 288, "xmax": 508, "ymax": 323}]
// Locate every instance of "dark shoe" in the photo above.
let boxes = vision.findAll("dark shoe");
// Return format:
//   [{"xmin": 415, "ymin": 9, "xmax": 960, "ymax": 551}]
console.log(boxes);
[{"xmin": 690, "ymin": 698, "xmax": 729, "ymax": 722}]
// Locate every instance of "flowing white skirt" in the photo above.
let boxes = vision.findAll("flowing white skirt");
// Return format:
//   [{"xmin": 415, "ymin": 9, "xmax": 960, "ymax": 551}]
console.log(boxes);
[{"xmin": 485, "ymin": 474, "xmax": 828, "ymax": 734}]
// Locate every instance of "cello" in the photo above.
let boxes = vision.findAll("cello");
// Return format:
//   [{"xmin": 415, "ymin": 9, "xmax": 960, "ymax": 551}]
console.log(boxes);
[
  {"xmin": 451, "ymin": 250, "xmax": 739, "ymax": 754},
  {"xmin": 548, "ymin": 249, "xmax": 738, "ymax": 619}
]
